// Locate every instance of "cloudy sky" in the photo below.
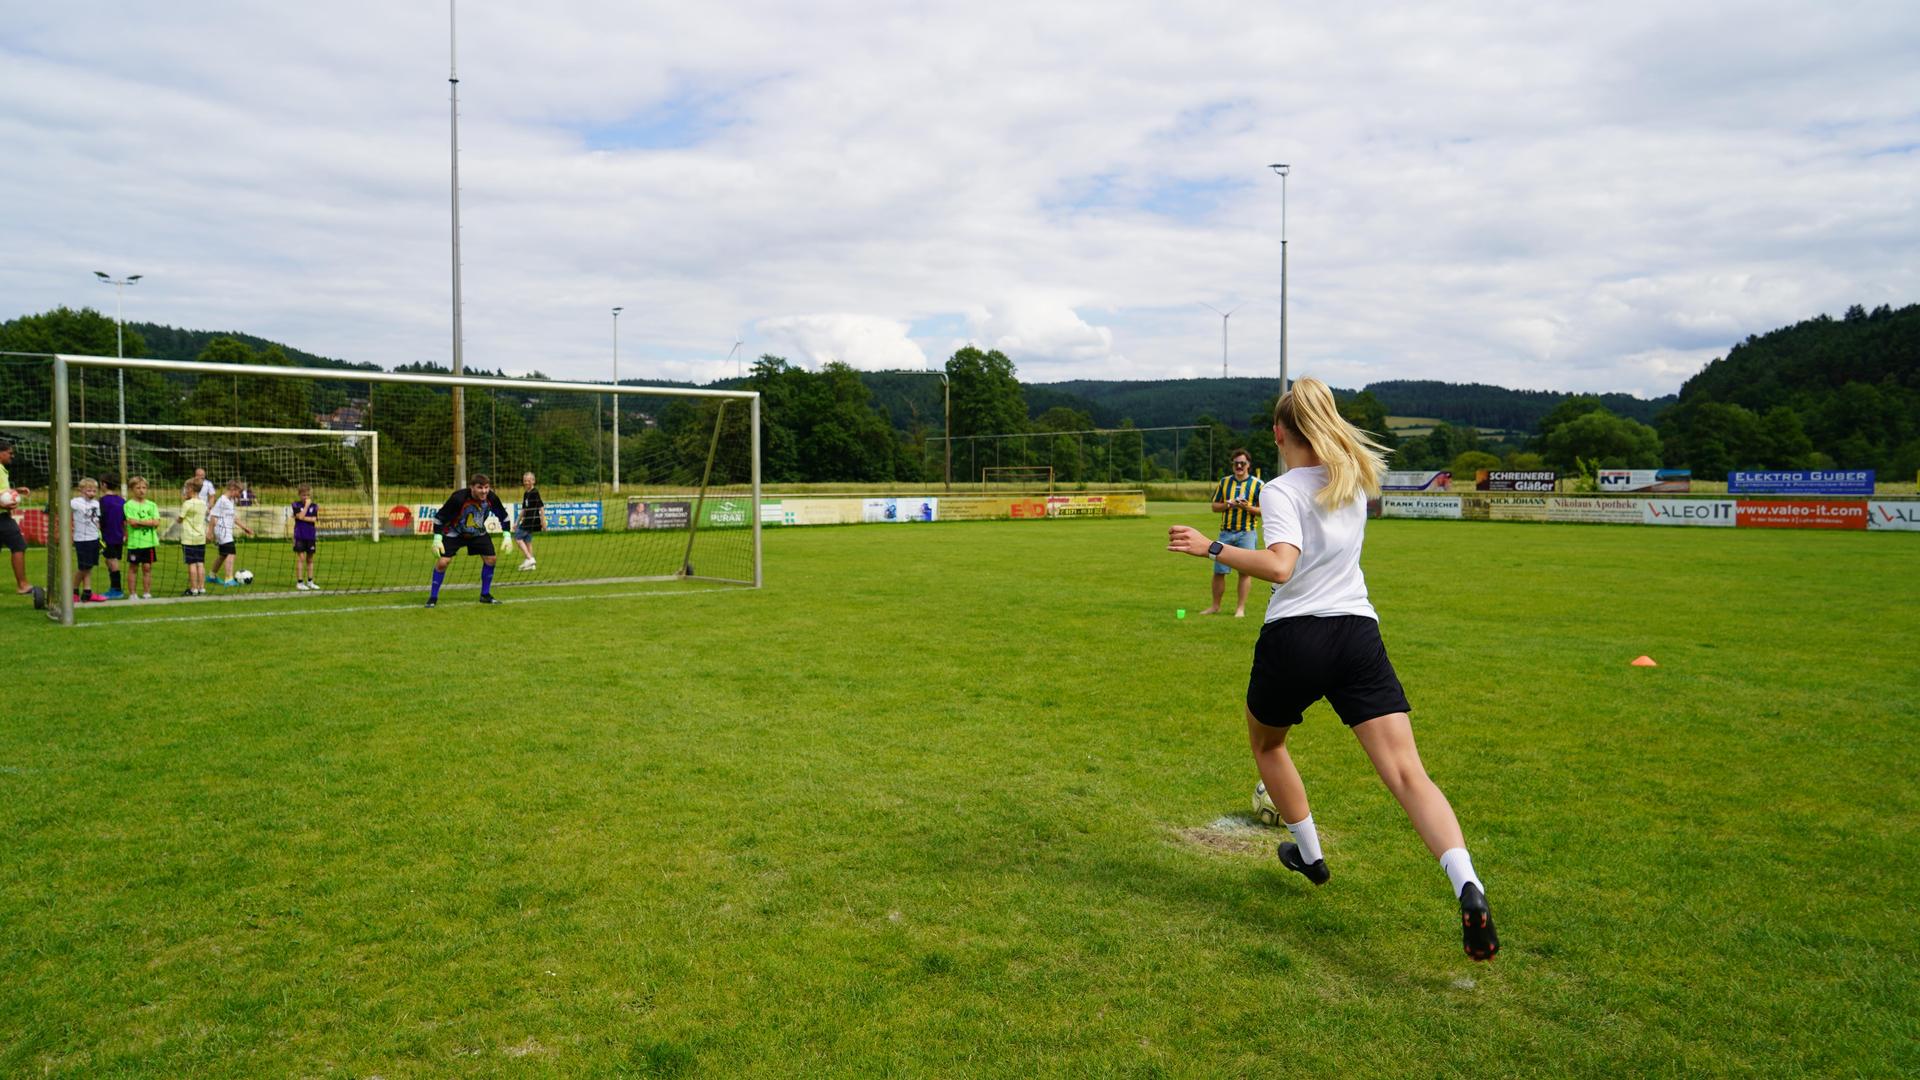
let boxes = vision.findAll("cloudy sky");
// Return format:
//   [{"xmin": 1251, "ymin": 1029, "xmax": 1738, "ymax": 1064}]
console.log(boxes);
[{"xmin": 4, "ymin": 2, "xmax": 1916, "ymax": 396}]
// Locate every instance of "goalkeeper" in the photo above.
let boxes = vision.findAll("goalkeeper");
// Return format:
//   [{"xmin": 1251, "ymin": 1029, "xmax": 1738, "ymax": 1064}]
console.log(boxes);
[{"xmin": 425, "ymin": 473, "xmax": 513, "ymax": 607}]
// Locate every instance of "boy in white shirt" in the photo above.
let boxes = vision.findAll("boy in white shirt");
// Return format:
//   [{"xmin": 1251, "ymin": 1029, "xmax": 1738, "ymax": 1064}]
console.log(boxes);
[
  {"xmin": 69, "ymin": 477, "xmax": 106, "ymax": 603},
  {"xmin": 208, "ymin": 479, "xmax": 254, "ymax": 586}
]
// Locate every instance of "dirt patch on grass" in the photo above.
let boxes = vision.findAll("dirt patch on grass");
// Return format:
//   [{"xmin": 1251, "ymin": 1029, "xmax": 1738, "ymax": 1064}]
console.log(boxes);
[{"xmin": 1170, "ymin": 815, "xmax": 1279, "ymax": 858}]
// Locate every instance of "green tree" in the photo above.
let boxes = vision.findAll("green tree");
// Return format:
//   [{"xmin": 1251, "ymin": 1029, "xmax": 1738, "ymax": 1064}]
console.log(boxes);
[
  {"xmin": 1450, "ymin": 450, "xmax": 1503, "ymax": 478},
  {"xmin": 1543, "ymin": 409, "xmax": 1663, "ymax": 470},
  {"xmin": 946, "ymin": 348, "xmax": 1027, "ymax": 477}
]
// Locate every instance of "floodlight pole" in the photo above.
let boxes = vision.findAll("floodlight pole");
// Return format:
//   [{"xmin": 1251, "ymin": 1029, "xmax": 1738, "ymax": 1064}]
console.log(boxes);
[
  {"xmin": 93, "ymin": 271, "xmax": 142, "ymax": 493},
  {"xmin": 1269, "ymin": 163, "xmax": 1290, "ymax": 399},
  {"xmin": 1200, "ymin": 301, "xmax": 1241, "ymax": 379},
  {"xmin": 611, "ymin": 306, "xmax": 623, "ymax": 493},
  {"xmin": 448, "ymin": 0, "xmax": 467, "ymax": 488},
  {"xmin": 727, "ymin": 339, "xmax": 743, "ymax": 378}
]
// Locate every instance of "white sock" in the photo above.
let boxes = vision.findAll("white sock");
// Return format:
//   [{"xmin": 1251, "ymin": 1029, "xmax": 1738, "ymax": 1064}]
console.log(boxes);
[
  {"xmin": 1439, "ymin": 847, "xmax": 1482, "ymax": 899},
  {"xmin": 1285, "ymin": 815, "xmax": 1323, "ymax": 863}
]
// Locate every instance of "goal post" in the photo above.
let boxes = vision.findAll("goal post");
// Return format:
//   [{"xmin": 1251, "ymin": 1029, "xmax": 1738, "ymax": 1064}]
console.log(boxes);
[{"xmin": 40, "ymin": 352, "xmax": 762, "ymax": 626}]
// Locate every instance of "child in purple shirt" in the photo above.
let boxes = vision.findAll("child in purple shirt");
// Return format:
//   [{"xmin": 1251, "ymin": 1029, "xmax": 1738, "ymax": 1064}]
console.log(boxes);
[
  {"xmin": 99, "ymin": 471, "xmax": 128, "ymax": 599},
  {"xmin": 292, "ymin": 484, "xmax": 320, "ymax": 590}
]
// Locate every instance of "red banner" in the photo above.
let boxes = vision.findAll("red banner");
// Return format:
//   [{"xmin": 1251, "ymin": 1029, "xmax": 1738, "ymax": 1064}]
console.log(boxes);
[{"xmin": 1735, "ymin": 500, "xmax": 1867, "ymax": 531}]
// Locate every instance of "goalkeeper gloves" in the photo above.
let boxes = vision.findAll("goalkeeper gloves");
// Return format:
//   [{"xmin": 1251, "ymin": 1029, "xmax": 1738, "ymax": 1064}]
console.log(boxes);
[{"xmin": 431, "ymin": 533, "xmax": 445, "ymax": 557}]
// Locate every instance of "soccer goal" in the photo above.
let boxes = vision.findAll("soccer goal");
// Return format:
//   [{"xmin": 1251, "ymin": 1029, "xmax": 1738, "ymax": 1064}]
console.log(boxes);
[
  {"xmin": 33, "ymin": 353, "xmax": 760, "ymax": 625},
  {"xmin": 980, "ymin": 465, "xmax": 1054, "ymax": 494}
]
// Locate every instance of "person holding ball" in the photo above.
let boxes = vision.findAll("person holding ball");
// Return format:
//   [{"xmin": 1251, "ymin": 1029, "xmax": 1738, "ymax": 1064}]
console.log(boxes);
[
  {"xmin": 1200, "ymin": 449, "xmax": 1262, "ymax": 617},
  {"xmin": 1166, "ymin": 377, "xmax": 1498, "ymax": 961}
]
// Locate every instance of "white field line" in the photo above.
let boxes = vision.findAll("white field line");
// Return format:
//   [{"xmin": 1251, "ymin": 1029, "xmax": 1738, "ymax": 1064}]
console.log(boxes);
[{"xmin": 69, "ymin": 586, "xmax": 743, "ymax": 629}]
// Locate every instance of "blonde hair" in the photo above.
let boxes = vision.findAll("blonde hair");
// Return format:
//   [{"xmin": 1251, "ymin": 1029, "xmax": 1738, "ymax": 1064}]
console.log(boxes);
[
  {"xmin": 1274, "ymin": 378, "xmax": 1391, "ymax": 510},
  {"xmin": 77, "ymin": 476, "xmax": 99, "ymax": 494}
]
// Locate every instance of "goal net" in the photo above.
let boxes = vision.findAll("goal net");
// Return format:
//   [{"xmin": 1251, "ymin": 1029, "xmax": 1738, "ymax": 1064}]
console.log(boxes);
[{"xmin": 23, "ymin": 353, "xmax": 760, "ymax": 624}]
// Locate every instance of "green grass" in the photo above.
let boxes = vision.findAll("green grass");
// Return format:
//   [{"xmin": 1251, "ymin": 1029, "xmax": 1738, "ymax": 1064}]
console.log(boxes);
[{"xmin": 3, "ymin": 508, "xmax": 1916, "ymax": 1077}]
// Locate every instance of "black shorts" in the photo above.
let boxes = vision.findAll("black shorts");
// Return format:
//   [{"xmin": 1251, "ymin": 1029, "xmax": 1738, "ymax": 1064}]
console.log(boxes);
[
  {"xmin": 217, "ymin": 540, "xmax": 237, "ymax": 557},
  {"xmin": 182, "ymin": 544, "xmax": 206, "ymax": 566},
  {"xmin": 0, "ymin": 515, "xmax": 23, "ymax": 554},
  {"xmin": 292, "ymin": 538, "xmax": 316, "ymax": 554},
  {"xmin": 1247, "ymin": 614, "xmax": 1412, "ymax": 728},
  {"xmin": 444, "ymin": 533, "xmax": 496, "ymax": 558},
  {"xmin": 128, "ymin": 546, "xmax": 157, "ymax": 565},
  {"xmin": 76, "ymin": 538, "xmax": 101, "ymax": 570},
  {"xmin": 103, "ymin": 540, "xmax": 123, "ymax": 560}
]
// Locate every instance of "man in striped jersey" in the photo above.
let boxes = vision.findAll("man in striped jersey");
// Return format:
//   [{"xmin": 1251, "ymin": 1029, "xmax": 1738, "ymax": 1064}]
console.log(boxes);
[{"xmin": 1200, "ymin": 449, "xmax": 1263, "ymax": 617}]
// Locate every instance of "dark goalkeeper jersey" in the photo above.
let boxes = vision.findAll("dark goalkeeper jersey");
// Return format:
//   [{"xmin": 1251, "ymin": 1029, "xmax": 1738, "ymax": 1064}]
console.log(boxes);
[{"xmin": 435, "ymin": 487, "xmax": 512, "ymax": 537}]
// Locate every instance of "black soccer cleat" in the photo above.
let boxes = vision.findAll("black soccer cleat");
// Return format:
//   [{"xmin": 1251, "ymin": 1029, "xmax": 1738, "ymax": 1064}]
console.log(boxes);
[
  {"xmin": 1277, "ymin": 841, "xmax": 1330, "ymax": 885},
  {"xmin": 477, "ymin": 593, "xmax": 501, "ymax": 604},
  {"xmin": 424, "ymin": 598, "xmax": 437, "ymax": 608},
  {"xmin": 1460, "ymin": 882, "xmax": 1499, "ymax": 961}
]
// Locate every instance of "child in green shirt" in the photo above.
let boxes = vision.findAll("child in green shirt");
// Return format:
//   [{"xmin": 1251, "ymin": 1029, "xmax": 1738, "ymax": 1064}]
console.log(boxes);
[
  {"xmin": 178, "ymin": 479, "xmax": 208, "ymax": 596},
  {"xmin": 123, "ymin": 476, "xmax": 161, "ymax": 600}
]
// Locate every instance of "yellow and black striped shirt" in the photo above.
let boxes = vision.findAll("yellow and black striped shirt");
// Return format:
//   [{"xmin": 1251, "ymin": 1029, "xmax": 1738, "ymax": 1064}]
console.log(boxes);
[{"xmin": 1212, "ymin": 472, "xmax": 1263, "ymax": 532}]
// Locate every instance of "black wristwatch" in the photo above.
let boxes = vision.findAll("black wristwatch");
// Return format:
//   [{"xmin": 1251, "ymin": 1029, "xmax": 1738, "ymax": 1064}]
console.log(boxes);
[{"xmin": 1207, "ymin": 540, "xmax": 1224, "ymax": 557}]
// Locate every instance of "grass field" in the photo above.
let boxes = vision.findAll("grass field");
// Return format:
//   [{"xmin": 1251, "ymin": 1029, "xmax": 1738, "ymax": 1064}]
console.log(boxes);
[{"xmin": 3, "ymin": 507, "xmax": 1916, "ymax": 1077}]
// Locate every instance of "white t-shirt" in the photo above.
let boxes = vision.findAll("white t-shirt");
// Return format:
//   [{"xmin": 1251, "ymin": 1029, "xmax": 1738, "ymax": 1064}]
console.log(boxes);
[
  {"xmin": 210, "ymin": 494, "xmax": 237, "ymax": 544},
  {"xmin": 70, "ymin": 496, "xmax": 102, "ymax": 542},
  {"xmin": 1259, "ymin": 465, "xmax": 1377, "ymax": 623}
]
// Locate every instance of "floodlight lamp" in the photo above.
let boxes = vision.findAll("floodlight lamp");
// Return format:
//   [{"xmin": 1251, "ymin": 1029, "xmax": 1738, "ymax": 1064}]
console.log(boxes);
[
  {"xmin": 94, "ymin": 271, "xmax": 109, "ymax": 280},
  {"xmin": 1269, "ymin": 163, "xmax": 1290, "ymax": 176},
  {"xmin": 128, "ymin": 275, "xmax": 143, "ymax": 282}
]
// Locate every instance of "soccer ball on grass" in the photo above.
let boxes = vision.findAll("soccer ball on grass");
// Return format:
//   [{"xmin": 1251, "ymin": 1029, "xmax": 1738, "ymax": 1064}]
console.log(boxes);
[
  {"xmin": 1252, "ymin": 781, "xmax": 1282, "ymax": 827},
  {"xmin": 234, "ymin": 570, "xmax": 254, "ymax": 585}
]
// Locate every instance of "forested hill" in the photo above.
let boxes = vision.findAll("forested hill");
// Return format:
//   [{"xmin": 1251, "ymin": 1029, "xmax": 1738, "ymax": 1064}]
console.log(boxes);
[
  {"xmin": 1021, "ymin": 376, "xmax": 1667, "ymax": 430},
  {"xmin": 1659, "ymin": 302, "xmax": 1918, "ymax": 476},
  {"xmin": 130, "ymin": 322, "xmax": 378, "ymax": 372},
  {"xmin": 1031, "ymin": 378, "xmax": 1305, "ymax": 428},
  {"xmin": 1360, "ymin": 380, "xmax": 1671, "ymax": 429}
]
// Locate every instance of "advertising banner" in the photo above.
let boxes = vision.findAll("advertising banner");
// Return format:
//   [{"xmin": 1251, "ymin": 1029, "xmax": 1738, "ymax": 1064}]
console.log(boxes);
[
  {"xmin": 1640, "ymin": 499, "xmax": 1736, "ymax": 527},
  {"xmin": 759, "ymin": 500, "xmax": 784, "ymax": 525},
  {"xmin": 308, "ymin": 504, "xmax": 370, "ymax": 539},
  {"xmin": 862, "ymin": 497, "xmax": 938, "ymax": 523},
  {"xmin": 1045, "ymin": 494, "xmax": 1112, "ymax": 518},
  {"xmin": 702, "ymin": 498, "xmax": 752, "ymax": 529},
  {"xmin": 1728, "ymin": 470, "xmax": 1875, "ymax": 496},
  {"xmin": 1382, "ymin": 470, "xmax": 1452, "ymax": 491},
  {"xmin": 540, "ymin": 500, "xmax": 603, "ymax": 532},
  {"xmin": 413, "ymin": 504, "xmax": 441, "ymax": 535},
  {"xmin": 1381, "ymin": 495, "xmax": 1463, "ymax": 520},
  {"xmin": 384, "ymin": 504, "xmax": 415, "ymax": 536},
  {"xmin": 1476, "ymin": 470, "xmax": 1558, "ymax": 492},
  {"xmin": 1867, "ymin": 500, "xmax": 1920, "ymax": 532},
  {"xmin": 1598, "ymin": 469, "xmax": 1692, "ymax": 493},
  {"xmin": 626, "ymin": 500, "xmax": 691, "ymax": 530},
  {"xmin": 1546, "ymin": 497, "xmax": 1643, "ymax": 525},
  {"xmin": 784, "ymin": 498, "xmax": 865, "ymax": 526},
  {"xmin": 1736, "ymin": 500, "xmax": 1867, "ymax": 531},
  {"xmin": 1489, "ymin": 497, "xmax": 1549, "ymax": 522}
]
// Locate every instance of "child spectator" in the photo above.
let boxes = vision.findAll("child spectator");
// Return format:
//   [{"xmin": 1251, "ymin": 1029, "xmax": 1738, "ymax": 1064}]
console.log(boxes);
[
  {"xmin": 124, "ymin": 476, "xmax": 160, "ymax": 599},
  {"xmin": 513, "ymin": 471, "xmax": 544, "ymax": 571},
  {"xmin": 208, "ymin": 479, "xmax": 254, "ymax": 586},
  {"xmin": 179, "ymin": 479, "xmax": 208, "ymax": 596},
  {"xmin": 69, "ymin": 477, "xmax": 105, "ymax": 603},
  {"xmin": 99, "ymin": 471, "xmax": 127, "ymax": 599},
  {"xmin": 291, "ymin": 484, "xmax": 320, "ymax": 590}
]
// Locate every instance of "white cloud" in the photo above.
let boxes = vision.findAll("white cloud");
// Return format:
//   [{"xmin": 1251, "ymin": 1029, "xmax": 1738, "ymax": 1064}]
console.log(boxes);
[
  {"xmin": 756, "ymin": 314, "xmax": 927, "ymax": 371},
  {"xmin": 1, "ymin": 1, "xmax": 1916, "ymax": 396}
]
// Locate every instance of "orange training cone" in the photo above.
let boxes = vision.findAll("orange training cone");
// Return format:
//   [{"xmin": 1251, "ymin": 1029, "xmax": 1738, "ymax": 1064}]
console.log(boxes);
[{"xmin": 1630, "ymin": 655, "xmax": 1658, "ymax": 667}]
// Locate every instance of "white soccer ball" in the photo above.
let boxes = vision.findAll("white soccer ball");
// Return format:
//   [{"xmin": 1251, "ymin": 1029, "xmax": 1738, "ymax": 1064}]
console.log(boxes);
[
  {"xmin": 234, "ymin": 570, "xmax": 254, "ymax": 585},
  {"xmin": 1252, "ymin": 781, "xmax": 1282, "ymax": 827},
  {"xmin": 0, "ymin": 490, "xmax": 16, "ymax": 511}
]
